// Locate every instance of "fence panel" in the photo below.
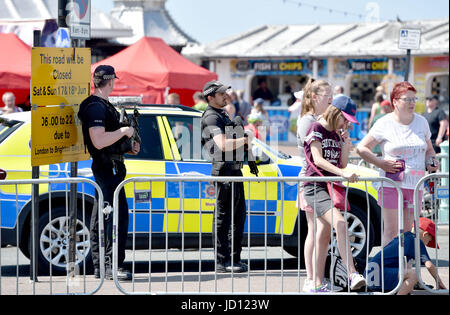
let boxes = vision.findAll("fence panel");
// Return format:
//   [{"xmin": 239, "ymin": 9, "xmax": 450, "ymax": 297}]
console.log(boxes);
[
  {"xmin": 0, "ymin": 178, "xmax": 104, "ymax": 295},
  {"xmin": 112, "ymin": 175, "xmax": 406, "ymax": 295},
  {"xmin": 414, "ymin": 173, "xmax": 449, "ymax": 295}
]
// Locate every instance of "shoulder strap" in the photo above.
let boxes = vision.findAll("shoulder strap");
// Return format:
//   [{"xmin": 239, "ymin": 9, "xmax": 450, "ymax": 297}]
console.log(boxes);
[
  {"xmin": 304, "ymin": 143, "xmax": 343, "ymax": 177},
  {"xmin": 202, "ymin": 106, "xmax": 215, "ymax": 119},
  {"xmin": 304, "ymin": 149, "xmax": 324, "ymax": 177}
]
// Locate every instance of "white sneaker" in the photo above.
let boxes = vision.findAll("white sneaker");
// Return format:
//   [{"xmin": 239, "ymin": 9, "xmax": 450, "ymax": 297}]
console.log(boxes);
[
  {"xmin": 349, "ymin": 273, "xmax": 366, "ymax": 291},
  {"xmin": 302, "ymin": 279, "xmax": 314, "ymax": 292},
  {"xmin": 322, "ymin": 278, "xmax": 343, "ymax": 292},
  {"xmin": 309, "ymin": 284, "xmax": 331, "ymax": 293}
]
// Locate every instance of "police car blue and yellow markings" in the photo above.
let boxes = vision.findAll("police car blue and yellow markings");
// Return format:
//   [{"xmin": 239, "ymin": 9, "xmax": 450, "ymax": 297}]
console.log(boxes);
[
  {"xmin": 121, "ymin": 158, "xmax": 282, "ymax": 234},
  {"xmin": 0, "ymin": 193, "xmax": 28, "ymax": 228},
  {"xmin": 162, "ymin": 116, "xmax": 182, "ymax": 160},
  {"xmin": 157, "ymin": 116, "xmax": 178, "ymax": 160},
  {"xmin": 0, "ymin": 124, "xmax": 30, "ymax": 156}
]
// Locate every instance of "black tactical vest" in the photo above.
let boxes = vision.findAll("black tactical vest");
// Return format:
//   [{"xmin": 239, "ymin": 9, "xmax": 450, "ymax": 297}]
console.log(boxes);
[
  {"xmin": 78, "ymin": 95, "xmax": 128, "ymax": 161},
  {"xmin": 200, "ymin": 105, "xmax": 243, "ymax": 175}
]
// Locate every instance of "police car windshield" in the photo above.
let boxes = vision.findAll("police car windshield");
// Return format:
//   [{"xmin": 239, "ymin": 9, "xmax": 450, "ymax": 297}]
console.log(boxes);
[
  {"xmin": 0, "ymin": 117, "xmax": 23, "ymax": 145},
  {"xmin": 253, "ymin": 138, "xmax": 291, "ymax": 159}
]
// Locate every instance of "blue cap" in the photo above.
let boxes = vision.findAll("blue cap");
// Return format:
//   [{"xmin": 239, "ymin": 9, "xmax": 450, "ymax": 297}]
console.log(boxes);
[{"xmin": 331, "ymin": 95, "xmax": 359, "ymax": 125}]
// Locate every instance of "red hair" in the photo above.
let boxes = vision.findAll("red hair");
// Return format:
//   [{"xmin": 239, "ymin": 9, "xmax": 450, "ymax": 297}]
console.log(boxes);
[{"xmin": 390, "ymin": 81, "xmax": 417, "ymax": 110}]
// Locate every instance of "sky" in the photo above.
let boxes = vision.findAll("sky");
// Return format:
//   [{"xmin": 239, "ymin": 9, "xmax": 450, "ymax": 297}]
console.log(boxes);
[{"xmin": 93, "ymin": 0, "xmax": 449, "ymax": 44}]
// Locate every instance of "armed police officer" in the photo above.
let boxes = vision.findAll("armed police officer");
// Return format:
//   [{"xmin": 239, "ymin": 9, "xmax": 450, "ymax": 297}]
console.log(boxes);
[
  {"xmin": 78, "ymin": 65, "xmax": 140, "ymax": 281},
  {"xmin": 201, "ymin": 80, "xmax": 253, "ymax": 273}
]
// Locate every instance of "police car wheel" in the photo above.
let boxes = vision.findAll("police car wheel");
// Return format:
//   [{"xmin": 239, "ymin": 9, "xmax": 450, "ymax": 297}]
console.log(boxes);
[
  {"xmin": 31, "ymin": 207, "xmax": 92, "ymax": 275},
  {"xmin": 329, "ymin": 205, "xmax": 375, "ymax": 262}
]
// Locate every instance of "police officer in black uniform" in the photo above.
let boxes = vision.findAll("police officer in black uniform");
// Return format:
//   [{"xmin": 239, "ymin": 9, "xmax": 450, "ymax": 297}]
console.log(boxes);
[
  {"xmin": 201, "ymin": 80, "xmax": 252, "ymax": 273},
  {"xmin": 78, "ymin": 65, "xmax": 140, "ymax": 281}
]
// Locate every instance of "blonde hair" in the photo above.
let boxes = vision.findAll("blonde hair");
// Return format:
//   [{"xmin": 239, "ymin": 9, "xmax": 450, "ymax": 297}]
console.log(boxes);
[
  {"xmin": 322, "ymin": 105, "xmax": 344, "ymax": 131},
  {"xmin": 301, "ymin": 78, "xmax": 331, "ymax": 117}
]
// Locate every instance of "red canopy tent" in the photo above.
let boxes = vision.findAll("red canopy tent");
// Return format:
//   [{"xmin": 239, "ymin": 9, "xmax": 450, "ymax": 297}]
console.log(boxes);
[
  {"xmin": 0, "ymin": 33, "xmax": 31, "ymax": 108},
  {"xmin": 92, "ymin": 37, "xmax": 217, "ymax": 106}
]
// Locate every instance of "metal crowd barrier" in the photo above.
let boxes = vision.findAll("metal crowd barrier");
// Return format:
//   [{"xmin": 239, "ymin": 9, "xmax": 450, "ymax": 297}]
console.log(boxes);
[
  {"xmin": 112, "ymin": 176, "xmax": 406, "ymax": 295},
  {"xmin": 348, "ymin": 156, "xmax": 375, "ymax": 169},
  {"xmin": 0, "ymin": 178, "xmax": 105, "ymax": 295},
  {"xmin": 414, "ymin": 173, "xmax": 449, "ymax": 295}
]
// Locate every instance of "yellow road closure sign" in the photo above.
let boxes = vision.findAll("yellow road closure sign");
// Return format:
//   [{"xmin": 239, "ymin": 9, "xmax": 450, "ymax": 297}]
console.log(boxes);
[
  {"xmin": 31, "ymin": 47, "xmax": 91, "ymax": 166},
  {"xmin": 31, "ymin": 105, "xmax": 89, "ymax": 166},
  {"xmin": 31, "ymin": 47, "xmax": 91, "ymax": 107}
]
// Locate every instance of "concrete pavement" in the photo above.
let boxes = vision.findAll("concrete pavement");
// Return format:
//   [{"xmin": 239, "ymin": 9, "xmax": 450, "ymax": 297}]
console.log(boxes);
[{"xmin": 1, "ymin": 225, "xmax": 447, "ymax": 295}]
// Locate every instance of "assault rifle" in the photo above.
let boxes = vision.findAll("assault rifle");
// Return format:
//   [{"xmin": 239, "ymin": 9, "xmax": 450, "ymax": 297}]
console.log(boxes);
[
  {"xmin": 233, "ymin": 116, "xmax": 259, "ymax": 177},
  {"xmin": 120, "ymin": 105, "xmax": 141, "ymax": 145}
]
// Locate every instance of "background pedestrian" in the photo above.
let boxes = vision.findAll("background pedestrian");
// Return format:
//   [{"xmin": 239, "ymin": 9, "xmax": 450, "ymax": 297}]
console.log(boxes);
[
  {"xmin": 423, "ymin": 95, "xmax": 448, "ymax": 153},
  {"xmin": 1, "ymin": 92, "xmax": 22, "ymax": 114}
]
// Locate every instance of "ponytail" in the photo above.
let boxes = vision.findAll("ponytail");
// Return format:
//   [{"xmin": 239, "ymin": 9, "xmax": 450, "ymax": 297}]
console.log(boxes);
[
  {"xmin": 300, "ymin": 78, "xmax": 331, "ymax": 117},
  {"xmin": 301, "ymin": 78, "xmax": 316, "ymax": 117}
]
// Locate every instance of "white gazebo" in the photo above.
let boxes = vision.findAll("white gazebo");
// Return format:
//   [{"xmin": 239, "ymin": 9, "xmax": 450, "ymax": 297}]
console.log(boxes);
[
  {"xmin": 110, "ymin": 0, "xmax": 197, "ymax": 48},
  {"xmin": 0, "ymin": 0, "xmax": 133, "ymax": 45}
]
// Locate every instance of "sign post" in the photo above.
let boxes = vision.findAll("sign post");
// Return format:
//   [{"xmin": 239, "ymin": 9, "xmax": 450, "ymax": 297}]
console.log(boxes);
[
  {"xmin": 68, "ymin": 38, "xmax": 88, "ymax": 280},
  {"xmin": 30, "ymin": 30, "xmax": 41, "ymax": 284},
  {"xmin": 66, "ymin": 0, "xmax": 91, "ymax": 278},
  {"xmin": 398, "ymin": 28, "xmax": 421, "ymax": 81},
  {"xmin": 66, "ymin": 0, "xmax": 91, "ymax": 279}
]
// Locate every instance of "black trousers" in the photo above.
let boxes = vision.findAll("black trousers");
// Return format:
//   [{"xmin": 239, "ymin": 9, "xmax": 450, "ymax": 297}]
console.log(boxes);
[
  {"xmin": 212, "ymin": 169, "xmax": 247, "ymax": 265},
  {"xmin": 90, "ymin": 159, "xmax": 129, "ymax": 269}
]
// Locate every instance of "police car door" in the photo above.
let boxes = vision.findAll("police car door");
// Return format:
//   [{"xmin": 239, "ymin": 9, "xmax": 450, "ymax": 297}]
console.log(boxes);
[{"xmin": 163, "ymin": 115, "xmax": 279, "ymax": 238}]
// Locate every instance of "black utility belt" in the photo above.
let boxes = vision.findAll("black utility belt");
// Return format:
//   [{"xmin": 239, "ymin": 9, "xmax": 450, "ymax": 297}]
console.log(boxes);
[
  {"xmin": 93, "ymin": 153, "xmax": 124, "ymax": 163},
  {"xmin": 110, "ymin": 154, "xmax": 124, "ymax": 162},
  {"xmin": 212, "ymin": 162, "xmax": 243, "ymax": 171}
]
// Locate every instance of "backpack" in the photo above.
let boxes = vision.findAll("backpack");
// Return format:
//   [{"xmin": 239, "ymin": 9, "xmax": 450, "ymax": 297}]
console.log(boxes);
[{"xmin": 325, "ymin": 252, "xmax": 366, "ymax": 290}]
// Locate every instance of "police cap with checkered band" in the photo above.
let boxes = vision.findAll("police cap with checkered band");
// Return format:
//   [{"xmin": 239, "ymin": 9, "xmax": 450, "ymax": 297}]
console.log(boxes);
[{"xmin": 202, "ymin": 80, "xmax": 230, "ymax": 98}]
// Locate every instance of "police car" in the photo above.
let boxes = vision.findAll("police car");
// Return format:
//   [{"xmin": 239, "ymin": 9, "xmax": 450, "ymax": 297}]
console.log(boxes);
[{"xmin": 0, "ymin": 104, "xmax": 382, "ymax": 274}]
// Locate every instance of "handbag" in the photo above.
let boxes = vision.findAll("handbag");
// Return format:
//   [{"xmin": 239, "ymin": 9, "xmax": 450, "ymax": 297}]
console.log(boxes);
[
  {"xmin": 385, "ymin": 159, "xmax": 405, "ymax": 181},
  {"xmin": 304, "ymin": 153, "xmax": 351, "ymax": 211}
]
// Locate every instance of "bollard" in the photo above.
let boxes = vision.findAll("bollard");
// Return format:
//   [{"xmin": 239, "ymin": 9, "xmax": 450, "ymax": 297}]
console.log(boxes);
[{"xmin": 438, "ymin": 140, "xmax": 449, "ymax": 224}]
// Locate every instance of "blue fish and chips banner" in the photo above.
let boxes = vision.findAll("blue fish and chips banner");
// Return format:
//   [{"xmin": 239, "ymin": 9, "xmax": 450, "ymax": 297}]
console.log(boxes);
[{"xmin": 231, "ymin": 59, "xmax": 328, "ymax": 77}]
